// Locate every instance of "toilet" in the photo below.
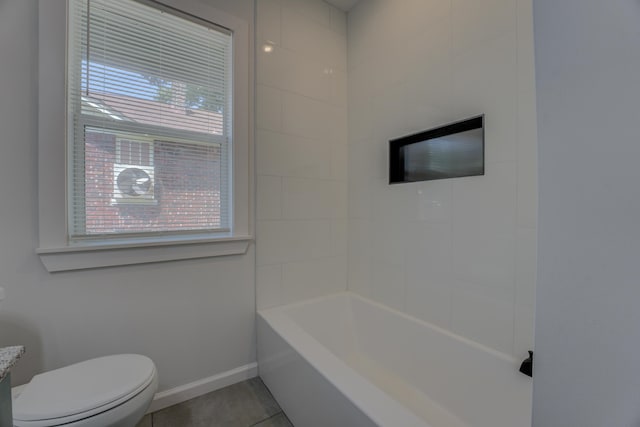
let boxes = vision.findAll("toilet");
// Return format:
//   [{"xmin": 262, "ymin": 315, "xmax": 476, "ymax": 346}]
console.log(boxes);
[{"xmin": 12, "ymin": 354, "xmax": 158, "ymax": 427}]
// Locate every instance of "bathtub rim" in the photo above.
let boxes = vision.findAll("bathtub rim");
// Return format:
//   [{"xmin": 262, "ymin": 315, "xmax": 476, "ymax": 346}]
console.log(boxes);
[
  {"xmin": 260, "ymin": 291, "xmax": 521, "ymax": 365},
  {"xmin": 258, "ymin": 293, "xmax": 429, "ymax": 427}
]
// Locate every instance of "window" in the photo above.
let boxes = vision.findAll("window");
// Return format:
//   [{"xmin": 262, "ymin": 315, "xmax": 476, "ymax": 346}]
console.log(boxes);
[
  {"xmin": 37, "ymin": 0, "xmax": 251, "ymax": 271},
  {"xmin": 68, "ymin": 0, "xmax": 232, "ymax": 240}
]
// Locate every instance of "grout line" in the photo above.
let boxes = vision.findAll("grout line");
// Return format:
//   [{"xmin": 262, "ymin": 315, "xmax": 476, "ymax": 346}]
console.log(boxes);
[
  {"xmin": 255, "ymin": 127, "xmax": 347, "ymax": 150},
  {"xmin": 257, "ymin": 173, "xmax": 348, "ymax": 184},
  {"xmin": 256, "ymin": 80, "xmax": 347, "ymax": 107}
]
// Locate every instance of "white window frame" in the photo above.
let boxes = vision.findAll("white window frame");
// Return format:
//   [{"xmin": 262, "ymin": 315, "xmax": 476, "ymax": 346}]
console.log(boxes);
[{"xmin": 37, "ymin": 0, "xmax": 253, "ymax": 272}]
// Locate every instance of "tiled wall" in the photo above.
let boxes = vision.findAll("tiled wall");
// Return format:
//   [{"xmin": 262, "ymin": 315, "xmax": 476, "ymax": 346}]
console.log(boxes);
[
  {"xmin": 347, "ymin": 0, "xmax": 538, "ymax": 358},
  {"xmin": 255, "ymin": 0, "xmax": 348, "ymax": 309}
]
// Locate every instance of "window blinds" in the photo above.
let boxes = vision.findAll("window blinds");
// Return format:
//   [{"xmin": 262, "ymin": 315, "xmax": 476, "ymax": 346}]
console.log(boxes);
[{"xmin": 67, "ymin": 0, "xmax": 233, "ymax": 240}]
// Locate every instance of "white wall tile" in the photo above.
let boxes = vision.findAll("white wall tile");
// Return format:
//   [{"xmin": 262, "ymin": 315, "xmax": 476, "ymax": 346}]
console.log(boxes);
[
  {"xmin": 516, "ymin": 0, "xmax": 538, "ymax": 230},
  {"xmin": 329, "ymin": 5, "xmax": 347, "ymax": 36},
  {"xmin": 347, "ymin": 218, "xmax": 373, "ymax": 296},
  {"xmin": 258, "ymin": 46, "xmax": 331, "ymax": 101},
  {"xmin": 257, "ymin": 0, "xmax": 282, "ymax": 46},
  {"xmin": 400, "ymin": 71, "xmax": 454, "ymax": 136},
  {"xmin": 256, "ymin": 130, "xmax": 332, "ymax": 179},
  {"xmin": 256, "ymin": 0, "xmax": 348, "ymax": 309},
  {"xmin": 281, "ymin": 256, "xmax": 346, "ymax": 303},
  {"xmin": 514, "ymin": 227, "xmax": 536, "ymax": 356},
  {"xmin": 409, "ymin": 180, "xmax": 453, "ymax": 223},
  {"xmin": 451, "ymin": 285, "xmax": 515, "ymax": 355},
  {"xmin": 368, "ymin": 222, "xmax": 406, "ymax": 271},
  {"xmin": 348, "ymin": 256, "xmax": 372, "ymax": 297},
  {"xmin": 405, "ymin": 278, "xmax": 452, "ymax": 330},
  {"xmin": 514, "ymin": 305, "xmax": 535, "ymax": 360},
  {"xmin": 256, "ymin": 84, "xmax": 282, "ymax": 132},
  {"xmin": 256, "ymin": 219, "xmax": 333, "ymax": 266},
  {"xmin": 257, "ymin": 175, "xmax": 282, "ymax": 220},
  {"xmin": 405, "ymin": 223, "xmax": 454, "ymax": 329},
  {"xmin": 368, "ymin": 85, "xmax": 417, "ymax": 143},
  {"xmin": 282, "ymin": 91, "xmax": 346, "ymax": 140},
  {"xmin": 517, "ymin": 133, "xmax": 538, "ymax": 230},
  {"xmin": 347, "ymin": 218, "xmax": 372, "ymax": 261},
  {"xmin": 347, "ymin": 92, "xmax": 373, "ymax": 142},
  {"xmin": 451, "ymin": 162, "xmax": 517, "ymax": 297},
  {"xmin": 392, "ymin": 20, "xmax": 453, "ymax": 130},
  {"xmin": 348, "ymin": 0, "xmax": 449, "ymax": 71},
  {"xmin": 452, "ymin": 36, "xmax": 518, "ymax": 164},
  {"xmin": 370, "ymin": 179, "xmax": 416, "ymax": 223},
  {"xmin": 370, "ymin": 260, "xmax": 405, "ymax": 312},
  {"xmin": 347, "ymin": 175, "xmax": 373, "ymax": 220},
  {"xmin": 282, "ymin": 177, "xmax": 346, "ymax": 219},
  {"xmin": 330, "ymin": 69, "xmax": 348, "ymax": 107},
  {"xmin": 331, "ymin": 218, "xmax": 348, "ymax": 258},
  {"xmin": 451, "ymin": 0, "xmax": 516, "ymax": 56},
  {"xmin": 405, "ymin": 222, "xmax": 453, "ymax": 283},
  {"xmin": 515, "ymin": 228, "xmax": 537, "ymax": 312},
  {"xmin": 281, "ymin": 7, "xmax": 346, "ymax": 71},
  {"xmin": 330, "ymin": 142, "xmax": 348, "ymax": 181},
  {"xmin": 400, "ymin": 0, "xmax": 451, "ymax": 39},
  {"xmin": 282, "ymin": 0, "xmax": 331, "ymax": 28},
  {"xmin": 392, "ymin": 20, "xmax": 452, "ymax": 102},
  {"xmin": 256, "ymin": 264, "xmax": 283, "ymax": 310},
  {"xmin": 348, "ymin": 139, "xmax": 385, "ymax": 182},
  {"xmin": 347, "ymin": 1, "xmax": 389, "ymax": 70}
]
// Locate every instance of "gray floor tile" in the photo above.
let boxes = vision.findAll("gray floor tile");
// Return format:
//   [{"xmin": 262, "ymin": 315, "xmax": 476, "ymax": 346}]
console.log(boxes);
[
  {"xmin": 251, "ymin": 412, "xmax": 293, "ymax": 427},
  {"xmin": 136, "ymin": 414, "xmax": 152, "ymax": 427},
  {"xmin": 152, "ymin": 377, "xmax": 281, "ymax": 427}
]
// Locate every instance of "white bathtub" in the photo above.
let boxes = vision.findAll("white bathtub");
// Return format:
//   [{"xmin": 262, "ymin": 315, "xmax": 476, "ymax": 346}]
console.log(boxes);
[{"xmin": 257, "ymin": 292, "xmax": 532, "ymax": 427}]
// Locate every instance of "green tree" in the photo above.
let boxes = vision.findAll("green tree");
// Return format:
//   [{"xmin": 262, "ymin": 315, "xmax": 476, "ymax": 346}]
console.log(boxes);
[{"xmin": 145, "ymin": 76, "xmax": 224, "ymax": 113}]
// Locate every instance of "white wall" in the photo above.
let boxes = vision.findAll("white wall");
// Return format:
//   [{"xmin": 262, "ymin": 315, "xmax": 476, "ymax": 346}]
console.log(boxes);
[
  {"xmin": 347, "ymin": 0, "xmax": 538, "ymax": 359},
  {"xmin": 255, "ymin": 0, "xmax": 348, "ymax": 309},
  {"xmin": 0, "ymin": 0, "xmax": 256, "ymax": 392},
  {"xmin": 532, "ymin": 0, "xmax": 640, "ymax": 425}
]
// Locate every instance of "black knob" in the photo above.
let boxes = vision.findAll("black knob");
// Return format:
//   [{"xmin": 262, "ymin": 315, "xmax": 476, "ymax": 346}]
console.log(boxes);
[{"xmin": 519, "ymin": 351, "xmax": 533, "ymax": 377}]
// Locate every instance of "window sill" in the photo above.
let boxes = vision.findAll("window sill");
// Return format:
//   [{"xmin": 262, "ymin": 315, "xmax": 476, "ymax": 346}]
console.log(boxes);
[{"xmin": 37, "ymin": 235, "xmax": 252, "ymax": 272}]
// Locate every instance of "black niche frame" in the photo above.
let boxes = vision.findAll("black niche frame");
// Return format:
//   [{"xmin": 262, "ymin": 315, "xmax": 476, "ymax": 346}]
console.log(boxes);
[{"xmin": 389, "ymin": 115, "xmax": 485, "ymax": 184}]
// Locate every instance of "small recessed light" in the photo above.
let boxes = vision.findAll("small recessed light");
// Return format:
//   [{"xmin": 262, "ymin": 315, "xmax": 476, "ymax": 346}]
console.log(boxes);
[{"xmin": 263, "ymin": 44, "xmax": 274, "ymax": 53}]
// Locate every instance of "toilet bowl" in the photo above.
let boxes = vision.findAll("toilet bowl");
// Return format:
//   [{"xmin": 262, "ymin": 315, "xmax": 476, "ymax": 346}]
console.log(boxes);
[{"xmin": 12, "ymin": 354, "xmax": 158, "ymax": 427}]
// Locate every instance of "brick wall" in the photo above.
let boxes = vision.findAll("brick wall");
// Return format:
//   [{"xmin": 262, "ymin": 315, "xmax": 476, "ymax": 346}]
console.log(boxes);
[{"xmin": 84, "ymin": 130, "xmax": 222, "ymax": 235}]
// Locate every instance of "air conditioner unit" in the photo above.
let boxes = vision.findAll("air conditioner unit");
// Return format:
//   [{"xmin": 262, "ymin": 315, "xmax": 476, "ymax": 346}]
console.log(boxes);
[{"xmin": 112, "ymin": 164, "xmax": 155, "ymax": 204}]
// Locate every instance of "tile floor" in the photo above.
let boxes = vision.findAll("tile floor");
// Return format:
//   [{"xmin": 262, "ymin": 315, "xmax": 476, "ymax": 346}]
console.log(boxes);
[{"xmin": 137, "ymin": 377, "xmax": 292, "ymax": 427}]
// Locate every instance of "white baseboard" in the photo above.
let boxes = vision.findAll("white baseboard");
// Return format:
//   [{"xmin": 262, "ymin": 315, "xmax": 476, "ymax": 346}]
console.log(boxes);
[{"xmin": 147, "ymin": 362, "xmax": 258, "ymax": 413}]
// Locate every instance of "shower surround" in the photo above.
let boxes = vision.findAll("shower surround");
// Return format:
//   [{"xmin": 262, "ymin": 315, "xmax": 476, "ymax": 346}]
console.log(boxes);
[{"xmin": 256, "ymin": 0, "xmax": 537, "ymax": 425}]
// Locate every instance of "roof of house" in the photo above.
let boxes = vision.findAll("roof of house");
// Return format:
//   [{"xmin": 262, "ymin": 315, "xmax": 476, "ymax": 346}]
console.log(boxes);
[{"xmin": 82, "ymin": 92, "xmax": 224, "ymax": 135}]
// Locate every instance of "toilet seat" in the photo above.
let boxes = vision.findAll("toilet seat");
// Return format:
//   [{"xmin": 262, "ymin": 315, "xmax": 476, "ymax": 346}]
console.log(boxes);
[{"xmin": 13, "ymin": 354, "xmax": 156, "ymax": 427}]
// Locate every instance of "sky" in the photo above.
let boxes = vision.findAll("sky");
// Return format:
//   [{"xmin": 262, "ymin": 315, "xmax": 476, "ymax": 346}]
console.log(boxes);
[{"xmin": 82, "ymin": 60, "xmax": 157, "ymax": 101}]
